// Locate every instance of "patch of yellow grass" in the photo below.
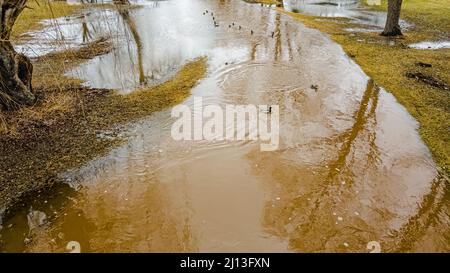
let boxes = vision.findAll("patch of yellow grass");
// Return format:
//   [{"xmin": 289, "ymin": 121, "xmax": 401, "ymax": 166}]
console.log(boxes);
[
  {"xmin": 244, "ymin": 0, "xmax": 280, "ymax": 5},
  {"xmin": 0, "ymin": 112, "xmax": 7, "ymax": 134},
  {"xmin": 43, "ymin": 91, "xmax": 76, "ymax": 114},
  {"xmin": 0, "ymin": 54, "xmax": 207, "ymax": 211},
  {"xmin": 12, "ymin": 0, "xmax": 84, "ymax": 38},
  {"xmin": 362, "ymin": 0, "xmax": 450, "ymax": 34},
  {"xmin": 99, "ymin": 57, "xmax": 208, "ymax": 124},
  {"xmin": 281, "ymin": 4, "xmax": 450, "ymax": 173},
  {"xmin": 2, "ymin": 91, "xmax": 78, "ymax": 136}
]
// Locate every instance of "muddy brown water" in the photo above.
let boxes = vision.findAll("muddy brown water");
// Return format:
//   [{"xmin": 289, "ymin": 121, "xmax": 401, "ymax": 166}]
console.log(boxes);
[{"xmin": 2, "ymin": 0, "xmax": 449, "ymax": 252}]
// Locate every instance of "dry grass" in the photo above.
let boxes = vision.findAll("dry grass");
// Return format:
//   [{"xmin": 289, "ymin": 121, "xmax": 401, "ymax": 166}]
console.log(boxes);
[
  {"xmin": 2, "ymin": 0, "xmax": 208, "ymax": 211},
  {"xmin": 0, "ymin": 38, "xmax": 113, "ymax": 136},
  {"xmin": 281, "ymin": 1, "xmax": 450, "ymax": 174},
  {"xmin": 362, "ymin": 0, "xmax": 450, "ymax": 35},
  {"xmin": 12, "ymin": 0, "xmax": 84, "ymax": 38},
  {"xmin": 0, "ymin": 38, "xmax": 207, "ymax": 211},
  {"xmin": 0, "ymin": 112, "xmax": 7, "ymax": 134},
  {"xmin": 33, "ymin": 37, "xmax": 113, "ymax": 87},
  {"xmin": 244, "ymin": 0, "xmax": 280, "ymax": 5}
]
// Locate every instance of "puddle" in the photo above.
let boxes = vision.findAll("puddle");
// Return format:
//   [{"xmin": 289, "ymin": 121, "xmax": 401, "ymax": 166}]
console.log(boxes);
[
  {"xmin": 408, "ymin": 41, "xmax": 450, "ymax": 50},
  {"xmin": 283, "ymin": 0, "xmax": 411, "ymax": 32},
  {"xmin": 68, "ymin": 0, "xmax": 224, "ymax": 92},
  {"xmin": 1, "ymin": 0, "xmax": 448, "ymax": 252},
  {"xmin": 14, "ymin": 8, "xmax": 117, "ymax": 58},
  {"xmin": 344, "ymin": 27, "xmax": 381, "ymax": 33},
  {"xmin": 284, "ymin": 0, "xmax": 384, "ymax": 26}
]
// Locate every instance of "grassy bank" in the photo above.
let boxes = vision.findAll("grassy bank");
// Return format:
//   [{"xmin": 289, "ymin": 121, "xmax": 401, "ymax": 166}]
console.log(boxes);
[
  {"xmin": 281, "ymin": 0, "xmax": 450, "ymax": 174},
  {"xmin": 1, "ymin": 1, "xmax": 207, "ymax": 211},
  {"xmin": 12, "ymin": 0, "xmax": 84, "ymax": 38},
  {"xmin": 362, "ymin": 0, "xmax": 450, "ymax": 35},
  {"xmin": 244, "ymin": 0, "xmax": 280, "ymax": 5},
  {"xmin": 0, "ymin": 39, "xmax": 207, "ymax": 211}
]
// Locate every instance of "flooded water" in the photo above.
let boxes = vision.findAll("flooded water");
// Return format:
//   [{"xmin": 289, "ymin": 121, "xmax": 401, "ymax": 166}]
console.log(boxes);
[
  {"xmin": 283, "ymin": 0, "xmax": 385, "ymax": 25},
  {"xmin": 1, "ymin": 0, "xmax": 449, "ymax": 252},
  {"xmin": 408, "ymin": 41, "xmax": 450, "ymax": 50},
  {"xmin": 283, "ymin": 0, "xmax": 411, "ymax": 32},
  {"xmin": 15, "ymin": 7, "xmax": 114, "ymax": 58}
]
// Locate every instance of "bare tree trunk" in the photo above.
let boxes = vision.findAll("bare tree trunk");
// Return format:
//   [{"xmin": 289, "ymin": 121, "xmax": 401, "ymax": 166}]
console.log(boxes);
[
  {"xmin": 381, "ymin": 0, "xmax": 403, "ymax": 36},
  {"xmin": 0, "ymin": 0, "xmax": 35, "ymax": 110},
  {"xmin": 115, "ymin": 1, "xmax": 146, "ymax": 85}
]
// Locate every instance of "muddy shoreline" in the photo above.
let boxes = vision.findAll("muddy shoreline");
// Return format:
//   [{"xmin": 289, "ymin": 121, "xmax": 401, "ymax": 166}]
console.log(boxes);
[{"xmin": 0, "ymin": 40, "xmax": 206, "ymax": 217}]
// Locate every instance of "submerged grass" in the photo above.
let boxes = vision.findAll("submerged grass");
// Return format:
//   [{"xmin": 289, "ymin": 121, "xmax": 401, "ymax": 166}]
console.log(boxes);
[
  {"xmin": 12, "ymin": 0, "xmax": 84, "ymax": 38},
  {"xmin": 243, "ymin": 0, "xmax": 280, "ymax": 5},
  {"xmin": 281, "ymin": 1, "xmax": 450, "ymax": 175},
  {"xmin": 0, "ymin": 38, "xmax": 207, "ymax": 210},
  {"xmin": 362, "ymin": 0, "xmax": 450, "ymax": 35},
  {"xmin": 89, "ymin": 57, "xmax": 207, "ymax": 125}
]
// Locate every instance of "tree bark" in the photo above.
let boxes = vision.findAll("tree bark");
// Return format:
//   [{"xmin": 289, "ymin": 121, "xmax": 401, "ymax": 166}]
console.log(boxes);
[
  {"xmin": 0, "ymin": 0, "xmax": 35, "ymax": 110},
  {"xmin": 115, "ymin": 1, "xmax": 146, "ymax": 85},
  {"xmin": 381, "ymin": 0, "xmax": 403, "ymax": 36}
]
